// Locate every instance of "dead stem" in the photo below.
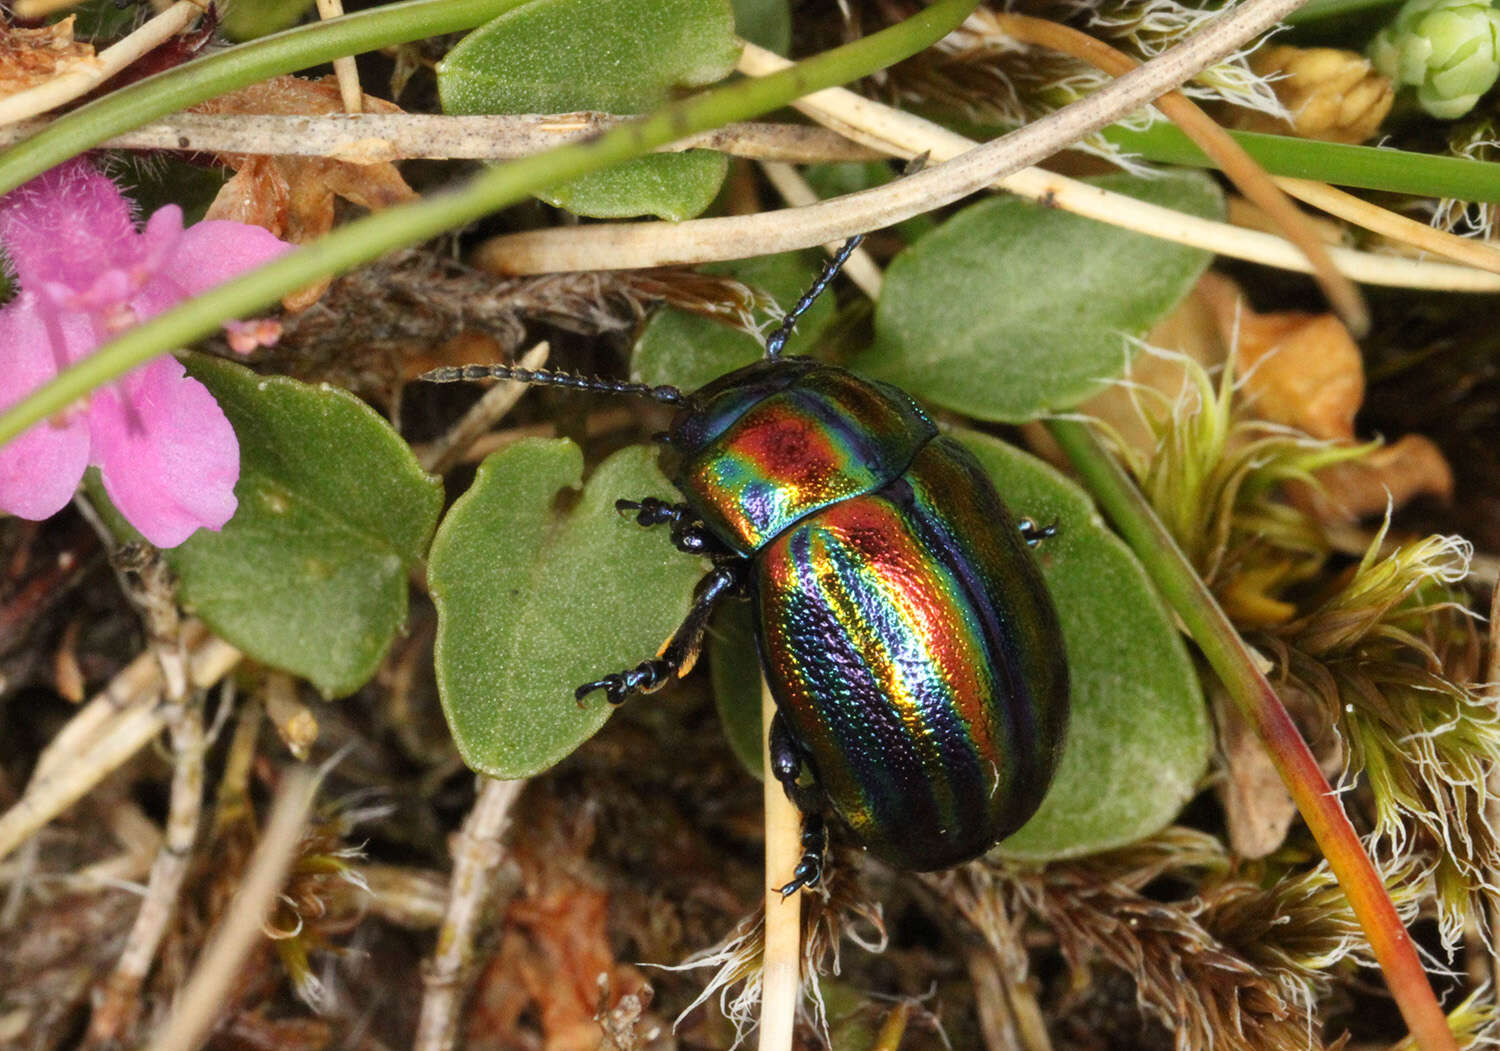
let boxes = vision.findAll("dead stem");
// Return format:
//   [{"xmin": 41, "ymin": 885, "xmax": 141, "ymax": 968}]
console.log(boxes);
[
  {"xmin": 760, "ymin": 679, "xmax": 801, "ymax": 1051},
  {"xmin": 0, "ymin": 628, "xmax": 240, "ymax": 866},
  {"xmin": 143, "ymin": 765, "xmax": 319, "ymax": 1051},
  {"xmin": 313, "ymin": 0, "xmax": 363, "ymax": 115},
  {"xmin": 0, "ymin": 114, "xmax": 883, "ymax": 164},
  {"xmin": 412, "ymin": 775, "xmax": 527, "ymax": 1051},
  {"xmin": 0, "ymin": 2, "xmax": 204, "ymax": 127},
  {"xmin": 1274, "ymin": 177, "xmax": 1500, "ymax": 274},
  {"xmin": 475, "ymin": 46, "xmax": 1500, "ymax": 293},
  {"xmin": 989, "ymin": 12, "xmax": 1369, "ymax": 336}
]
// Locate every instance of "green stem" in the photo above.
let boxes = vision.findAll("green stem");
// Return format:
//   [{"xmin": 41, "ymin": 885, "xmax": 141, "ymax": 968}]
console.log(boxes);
[
  {"xmin": 0, "ymin": 0, "xmax": 526, "ymax": 196},
  {"xmin": 1106, "ymin": 123, "xmax": 1500, "ymax": 202},
  {"xmin": 1046, "ymin": 418, "xmax": 1457, "ymax": 1051},
  {"xmin": 0, "ymin": 0, "xmax": 980, "ymax": 451}
]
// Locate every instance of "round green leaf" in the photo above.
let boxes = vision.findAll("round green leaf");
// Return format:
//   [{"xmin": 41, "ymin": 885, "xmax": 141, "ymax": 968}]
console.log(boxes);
[
  {"xmin": 170, "ymin": 356, "xmax": 442, "ymax": 697},
  {"xmin": 633, "ymin": 251, "xmax": 837, "ymax": 392},
  {"xmin": 858, "ymin": 171, "xmax": 1223, "ymax": 423},
  {"xmin": 951, "ymin": 429, "xmax": 1210, "ymax": 859},
  {"xmin": 437, "ymin": 0, "xmax": 740, "ymax": 220},
  {"xmin": 429, "ymin": 439, "xmax": 706, "ymax": 778},
  {"xmin": 710, "ymin": 600, "xmax": 765, "ymax": 778},
  {"xmin": 541, "ymin": 151, "xmax": 728, "ymax": 220},
  {"xmin": 730, "ymin": 0, "xmax": 789, "ymax": 52}
]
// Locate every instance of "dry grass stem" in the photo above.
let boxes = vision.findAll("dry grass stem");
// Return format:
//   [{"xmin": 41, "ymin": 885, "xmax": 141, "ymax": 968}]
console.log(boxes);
[
  {"xmin": 473, "ymin": 45, "xmax": 1500, "ymax": 293},
  {"xmin": 0, "ymin": 629, "xmax": 240, "ymax": 865},
  {"xmin": 143, "ymin": 765, "xmax": 319, "ymax": 1051},
  {"xmin": 0, "ymin": 2, "xmax": 204, "ymax": 127},
  {"xmin": 416, "ymin": 343, "xmax": 550, "ymax": 475},
  {"xmin": 413, "ymin": 775, "xmax": 527, "ymax": 1051},
  {"xmin": 760, "ymin": 679, "xmax": 801, "ymax": 1051},
  {"xmin": 1275, "ymin": 177, "xmax": 1500, "ymax": 274},
  {"xmin": 313, "ymin": 0, "xmax": 363, "ymax": 114},
  {"xmin": 0, "ymin": 113, "xmax": 883, "ymax": 163}
]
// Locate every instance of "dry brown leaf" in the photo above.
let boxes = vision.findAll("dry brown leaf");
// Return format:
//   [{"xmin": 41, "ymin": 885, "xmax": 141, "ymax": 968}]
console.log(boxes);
[
  {"xmin": 0, "ymin": 17, "xmax": 96, "ymax": 97},
  {"xmin": 1288, "ymin": 433, "xmax": 1455, "ymax": 523},
  {"xmin": 1196, "ymin": 271, "xmax": 1364, "ymax": 441},
  {"xmin": 196, "ymin": 76, "xmax": 418, "ymax": 309}
]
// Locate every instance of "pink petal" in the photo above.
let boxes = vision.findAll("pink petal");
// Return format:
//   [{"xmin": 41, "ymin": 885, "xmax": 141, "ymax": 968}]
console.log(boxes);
[
  {"xmin": 132, "ymin": 217, "xmax": 293, "ymax": 320},
  {"xmin": 0, "ymin": 293, "xmax": 93, "ymax": 519},
  {"xmin": 89, "ymin": 357, "xmax": 239, "ymax": 547},
  {"xmin": 0, "ymin": 158, "xmax": 140, "ymax": 295}
]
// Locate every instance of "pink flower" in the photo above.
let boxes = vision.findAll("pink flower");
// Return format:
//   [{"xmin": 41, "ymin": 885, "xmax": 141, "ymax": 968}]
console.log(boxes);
[{"xmin": 0, "ymin": 158, "xmax": 292, "ymax": 547}]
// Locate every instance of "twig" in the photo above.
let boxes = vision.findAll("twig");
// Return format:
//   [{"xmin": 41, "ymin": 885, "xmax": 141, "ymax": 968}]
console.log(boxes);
[
  {"xmin": 87, "ymin": 701, "xmax": 205, "ymax": 1046},
  {"xmin": 0, "ymin": 2, "xmax": 204, "ymax": 127},
  {"xmin": 0, "ymin": 629, "xmax": 241, "ymax": 865},
  {"xmin": 474, "ymin": 47, "xmax": 1500, "ymax": 294},
  {"xmin": 87, "ymin": 545, "xmax": 210, "ymax": 1047},
  {"xmin": 263, "ymin": 671, "xmax": 319, "ymax": 760},
  {"xmin": 1274, "ymin": 176, "xmax": 1500, "ymax": 274},
  {"xmin": 988, "ymin": 11, "xmax": 1367, "ymax": 336},
  {"xmin": 760, "ymin": 679, "xmax": 801, "ymax": 1051},
  {"xmin": 314, "ymin": 0, "xmax": 364, "ymax": 114},
  {"xmin": 759, "ymin": 162, "xmax": 885, "ymax": 299},
  {"xmin": 143, "ymin": 765, "xmax": 319, "ymax": 1051},
  {"xmin": 416, "ymin": 343, "xmax": 550, "ymax": 475},
  {"xmin": 0, "ymin": 113, "xmax": 882, "ymax": 163},
  {"xmin": 413, "ymin": 776, "xmax": 527, "ymax": 1051}
]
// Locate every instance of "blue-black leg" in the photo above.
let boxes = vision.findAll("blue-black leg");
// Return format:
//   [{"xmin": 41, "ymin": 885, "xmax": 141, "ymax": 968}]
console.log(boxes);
[
  {"xmin": 574, "ymin": 562, "xmax": 744, "ymax": 705},
  {"xmin": 1018, "ymin": 517, "xmax": 1060, "ymax": 547},
  {"xmin": 615, "ymin": 497, "xmax": 726, "ymax": 557},
  {"xmin": 769, "ymin": 710, "xmax": 829, "ymax": 896}
]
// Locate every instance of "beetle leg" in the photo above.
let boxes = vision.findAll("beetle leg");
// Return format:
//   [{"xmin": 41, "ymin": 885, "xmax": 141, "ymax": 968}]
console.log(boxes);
[
  {"xmin": 616, "ymin": 497, "xmax": 728, "ymax": 557},
  {"xmin": 1018, "ymin": 517, "xmax": 1060, "ymax": 547},
  {"xmin": 777, "ymin": 813, "xmax": 828, "ymax": 897},
  {"xmin": 574, "ymin": 562, "xmax": 744, "ymax": 705},
  {"xmin": 769, "ymin": 711, "xmax": 830, "ymax": 895}
]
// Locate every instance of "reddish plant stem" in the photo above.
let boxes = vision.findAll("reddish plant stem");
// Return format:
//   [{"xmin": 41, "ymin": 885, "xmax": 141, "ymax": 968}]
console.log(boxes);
[{"xmin": 1047, "ymin": 418, "xmax": 1456, "ymax": 1051}]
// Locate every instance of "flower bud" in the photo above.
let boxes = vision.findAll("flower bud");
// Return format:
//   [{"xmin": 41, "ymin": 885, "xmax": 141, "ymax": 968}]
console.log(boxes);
[
  {"xmin": 1369, "ymin": 0, "xmax": 1500, "ymax": 119},
  {"xmin": 1244, "ymin": 45, "xmax": 1393, "ymax": 143}
]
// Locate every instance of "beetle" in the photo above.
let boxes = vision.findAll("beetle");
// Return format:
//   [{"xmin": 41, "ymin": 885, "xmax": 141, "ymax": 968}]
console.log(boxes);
[{"xmin": 423, "ymin": 237, "xmax": 1069, "ymax": 894}]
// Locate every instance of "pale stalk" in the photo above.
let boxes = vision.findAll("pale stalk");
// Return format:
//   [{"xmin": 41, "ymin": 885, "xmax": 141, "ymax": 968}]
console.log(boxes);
[{"xmin": 760, "ymin": 679, "xmax": 801, "ymax": 1051}]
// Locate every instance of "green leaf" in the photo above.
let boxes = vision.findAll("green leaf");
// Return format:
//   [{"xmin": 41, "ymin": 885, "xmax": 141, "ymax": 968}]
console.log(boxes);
[
  {"xmin": 952, "ymin": 430, "xmax": 1210, "ymax": 859},
  {"xmin": 438, "ymin": 0, "xmax": 741, "ymax": 219},
  {"xmin": 730, "ymin": 0, "xmax": 790, "ymax": 52},
  {"xmin": 542, "ymin": 151, "xmax": 728, "ymax": 220},
  {"xmin": 858, "ymin": 171, "xmax": 1222, "ymax": 423},
  {"xmin": 154, "ymin": 356, "xmax": 441, "ymax": 697},
  {"xmin": 633, "ymin": 251, "xmax": 837, "ymax": 392},
  {"xmin": 222, "ymin": 0, "xmax": 316, "ymax": 40},
  {"xmin": 710, "ymin": 600, "xmax": 765, "ymax": 777},
  {"xmin": 429, "ymin": 440, "xmax": 706, "ymax": 778}
]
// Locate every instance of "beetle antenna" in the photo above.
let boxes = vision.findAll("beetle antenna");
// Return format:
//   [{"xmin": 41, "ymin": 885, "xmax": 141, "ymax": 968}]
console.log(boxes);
[
  {"xmin": 764, "ymin": 234, "xmax": 864, "ymax": 359},
  {"xmin": 420, "ymin": 364, "xmax": 688, "ymax": 407}
]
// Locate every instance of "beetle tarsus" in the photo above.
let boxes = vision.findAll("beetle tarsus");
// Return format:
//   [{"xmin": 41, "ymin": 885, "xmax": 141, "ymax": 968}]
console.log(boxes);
[
  {"xmin": 776, "ymin": 812, "xmax": 827, "ymax": 896},
  {"xmin": 1018, "ymin": 517, "xmax": 1060, "ymax": 547},
  {"xmin": 617, "ymin": 496, "xmax": 726, "ymax": 557}
]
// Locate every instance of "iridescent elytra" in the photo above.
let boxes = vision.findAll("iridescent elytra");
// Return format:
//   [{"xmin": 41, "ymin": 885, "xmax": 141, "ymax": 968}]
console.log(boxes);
[{"xmin": 423, "ymin": 237, "xmax": 1070, "ymax": 893}]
